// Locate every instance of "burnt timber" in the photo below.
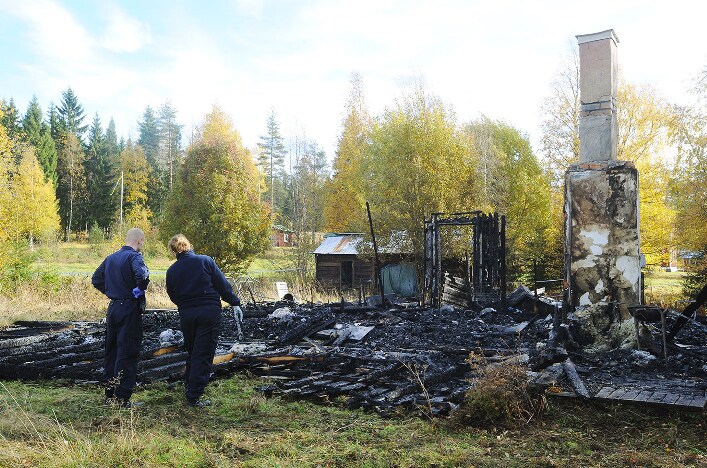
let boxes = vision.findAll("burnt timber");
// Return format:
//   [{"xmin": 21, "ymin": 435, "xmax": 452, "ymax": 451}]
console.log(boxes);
[{"xmin": 1, "ymin": 293, "xmax": 704, "ymax": 416}]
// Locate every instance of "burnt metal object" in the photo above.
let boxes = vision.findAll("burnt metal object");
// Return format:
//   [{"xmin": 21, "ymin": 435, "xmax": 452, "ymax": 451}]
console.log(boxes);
[
  {"xmin": 424, "ymin": 212, "xmax": 506, "ymax": 308},
  {"xmin": 666, "ymin": 284, "xmax": 707, "ymax": 341}
]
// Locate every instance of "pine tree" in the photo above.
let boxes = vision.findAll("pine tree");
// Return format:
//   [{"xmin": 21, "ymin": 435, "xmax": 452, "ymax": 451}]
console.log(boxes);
[
  {"xmin": 57, "ymin": 88, "xmax": 88, "ymax": 139},
  {"xmin": 0, "ymin": 98, "xmax": 21, "ymax": 143},
  {"xmin": 105, "ymin": 118, "xmax": 120, "ymax": 160},
  {"xmin": 85, "ymin": 114, "xmax": 115, "ymax": 230},
  {"xmin": 257, "ymin": 110, "xmax": 287, "ymax": 213},
  {"xmin": 22, "ymin": 96, "xmax": 43, "ymax": 143},
  {"xmin": 157, "ymin": 100, "xmax": 182, "ymax": 191},
  {"xmin": 138, "ymin": 106, "xmax": 161, "ymax": 219},
  {"xmin": 138, "ymin": 106, "xmax": 159, "ymax": 166},
  {"xmin": 49, "ymin": 103, "xmax": 62, "ymax": 141},
  {"xmin": 22, "ymin": 96, "xmax": 57, "ymax": 185},
  {"xmin": 37, "ymin": 126, "xmax": 58, "ymax": 186}
]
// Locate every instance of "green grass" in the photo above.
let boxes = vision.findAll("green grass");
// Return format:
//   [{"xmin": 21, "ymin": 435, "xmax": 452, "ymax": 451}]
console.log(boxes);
[
  {"xmin": 644, "ymin": 269, "xmax": 686, "ymax": 306},
  {"xmin": 1, "ymin": 377, "xmax": 705, "ymax": 467},
  {"xmin": 31, "ymin": 242, "xmax": 294, "ymax": 277}
]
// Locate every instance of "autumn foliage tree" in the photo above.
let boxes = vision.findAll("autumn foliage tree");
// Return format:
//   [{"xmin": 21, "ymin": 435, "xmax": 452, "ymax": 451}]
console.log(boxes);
[
  {"xmin": 161, "ymin": 106, "xmax": 271, "ymax": 273},
  {"xmin": 119, "ymin": 141, "xmax": 152, "ymax": 231},
  {"xmin": 361, "ymin": 82, "xmax": 480, "ymax": 258},
  {"xmin": 465, "ymin": 118, "xmax": 556, "ymax": 279},
  {"xmin": 8, "ymin": 148, "xmax": 60, "ymax": 248},
  {"xmin": 324, "ymin": 73, "xmax": 369, "ymax": 232}
]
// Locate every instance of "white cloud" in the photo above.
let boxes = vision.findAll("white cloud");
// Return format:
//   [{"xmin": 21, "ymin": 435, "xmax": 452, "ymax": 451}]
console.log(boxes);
[
  {"xmin": 99, "ymin": 5, "xmax": 152, "ymax": 53},
  {"xmin": 233, "ymin": 0, "xmax": 265, "ymax": 18},
  {"xmin": 2, "ymin": 0, "xmax": 94, "ymax": 63}
]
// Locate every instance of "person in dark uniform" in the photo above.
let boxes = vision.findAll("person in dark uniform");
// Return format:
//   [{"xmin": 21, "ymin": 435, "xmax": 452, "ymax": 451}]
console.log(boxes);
[
  {"xmin": 165, "ymin": 234, "xmax": 241, "ymax": 407},
  {"xmin": 92, "ymin": 228, "xmax": 150, "ymax": 408}
]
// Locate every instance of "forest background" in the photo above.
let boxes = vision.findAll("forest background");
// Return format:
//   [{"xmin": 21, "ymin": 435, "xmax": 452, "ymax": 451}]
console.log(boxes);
[{"xmin": 0, "ymin": 51, "xmax": 705, "ymax": 316}]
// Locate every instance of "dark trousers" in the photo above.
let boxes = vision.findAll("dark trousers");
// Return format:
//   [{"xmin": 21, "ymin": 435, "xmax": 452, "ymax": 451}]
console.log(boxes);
[
  {"xmin": 103, "ymin": 300, "xmax": 143, "ymax": 401},
  {"xmin": 179, "ymin": 304, "xmax": 222, "ymax": 402}
]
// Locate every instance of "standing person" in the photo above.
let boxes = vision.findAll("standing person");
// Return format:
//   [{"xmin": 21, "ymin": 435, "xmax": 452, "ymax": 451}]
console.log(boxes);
[
  {"xmin": 92, "ymin": 228, "xmax": 150, "ymax": 408},
  {"xmin": 166, "ymin": 234, "xmax": 241, "ymax": 407}
]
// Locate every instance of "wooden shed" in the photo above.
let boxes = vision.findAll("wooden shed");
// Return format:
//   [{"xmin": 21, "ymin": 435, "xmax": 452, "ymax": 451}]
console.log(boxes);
[{"xmin": 313, "ymin": 234, "xmax": 373, "ymax": 289}]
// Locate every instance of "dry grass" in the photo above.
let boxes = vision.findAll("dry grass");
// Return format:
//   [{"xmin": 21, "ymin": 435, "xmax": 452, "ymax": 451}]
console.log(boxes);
[
  {"xmin": 0, "ymin": 277, "xmax": 177, "ymax": 327},
  {"xmin": 453, "ymin": 355, "xmax": 547, "ymax": 428}
]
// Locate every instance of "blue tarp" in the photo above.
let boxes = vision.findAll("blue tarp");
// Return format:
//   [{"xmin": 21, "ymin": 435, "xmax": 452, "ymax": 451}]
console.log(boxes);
[{"xmin": 381, "ymin": 263, "xmax": 418, "ymax": 297}]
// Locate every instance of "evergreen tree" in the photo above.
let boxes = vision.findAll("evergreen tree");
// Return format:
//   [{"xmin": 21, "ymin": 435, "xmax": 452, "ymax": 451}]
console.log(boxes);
[
  {"xmin": 105, "ymin": 118, "xmax": 120, "ymax": 159},
  {"xmin": 0, "ymin": 98, "xmax": 22, "ymax": 142},
  {"xmin": 157, "ymin": 100, "xmax": 182, "ymax": 191},
  {"xmin": 257, "ymin": 109, "xmax": 287, "ymax": 213},
  {"xmin": 85, "ymin": 113, "xmax": 115, "ymax": 230},
  {"xmin": 465, "ymin": 118, "xmax": 556, "ymax": 280},
  {"xmin": 37, "ymin": 126, "xmax": 58, "ymax": 186},
  {"xmin": 22, "ymin": 96, "xmax": 57, "ymax": 185},
  {"xmin": 162, "ymin": 106, "xmax": 271, "ymax": 272},
  {"xmin": 22, "ymin": 96, "xmax": 43, "ymax": 143},
  {"xmin": 138, "ymin": 106, "xmax": 159, "ymax": 165},
  {"xmin": 48, "ymin": 103, "xmax": 62, "ymax": 141},
  {"xmin": 138, "ymin": 106, "xmax": 161, "ymax": 219},
  {"xmin": 57, "ymin": 88, "xmax": 88, "ymax": 139}
]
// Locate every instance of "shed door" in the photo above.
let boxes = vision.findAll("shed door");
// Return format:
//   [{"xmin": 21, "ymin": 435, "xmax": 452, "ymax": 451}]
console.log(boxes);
[{"xmin": 341, "ymin": 261, "xmax": 354, "ymax": 288}]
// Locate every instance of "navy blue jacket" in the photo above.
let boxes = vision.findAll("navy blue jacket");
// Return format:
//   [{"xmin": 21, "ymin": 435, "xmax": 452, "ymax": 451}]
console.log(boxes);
[
  {"xmin": 166, "ymin": 250, "xmax": 240, "ymax": 309},
  {"xmin": 92, "ymin": 246, "xmax": 150, "ymax": 300}
]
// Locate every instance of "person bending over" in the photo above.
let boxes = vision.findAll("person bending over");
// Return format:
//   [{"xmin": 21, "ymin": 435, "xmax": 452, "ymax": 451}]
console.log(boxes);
[{"xmin": 165, "ymin": 234, "xmax": 241, "ymax": 407}]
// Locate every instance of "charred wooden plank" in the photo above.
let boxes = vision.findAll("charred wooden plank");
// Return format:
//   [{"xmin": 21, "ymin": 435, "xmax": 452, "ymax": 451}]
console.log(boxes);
[
  {"xmin": 562, "ymin": 358, "xmax": 590, "ymax": 400},
  {"xmin": 594, "ymin": 386, "xmax": 614, "ymax": 399},
  {"xmin": 277, "ymin": 311, "xmax": 335, "ymax": 346}
]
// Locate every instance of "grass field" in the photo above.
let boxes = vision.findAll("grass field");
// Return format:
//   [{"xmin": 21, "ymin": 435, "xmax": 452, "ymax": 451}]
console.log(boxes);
[
  {"xmin": 1, "ymin": 376, "xmax": 705, "ymax": 467},
  {"xmin": 2, "ymin": 243, "xmax": 704, "ymax": 466},
  {"xmin": 643, "ymin": 269, "xmax": 687, "ymax": 306},
  {"xmin": 31, "ymin": 242, "xmax": 294, "ymax": 277}
]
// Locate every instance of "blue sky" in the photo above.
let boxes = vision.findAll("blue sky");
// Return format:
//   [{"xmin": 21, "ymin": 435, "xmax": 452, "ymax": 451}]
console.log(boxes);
[{"xmin": 1, "ymin": 0, "xmax": 704, "ymax": 161}]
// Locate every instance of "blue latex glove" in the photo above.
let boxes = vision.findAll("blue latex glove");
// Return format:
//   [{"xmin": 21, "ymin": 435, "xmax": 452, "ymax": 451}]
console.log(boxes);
[{"xmin": 132, "ymin": 287, "xmax": 145, "ymax": 298}]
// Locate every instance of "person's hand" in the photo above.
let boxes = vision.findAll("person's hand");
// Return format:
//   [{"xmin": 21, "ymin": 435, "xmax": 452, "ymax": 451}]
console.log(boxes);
[
  {"xmin": 232, "ymin": 305, "xmax": 243, "ymax": 317},
  {"xmin": 132, "ymin": 287, "xmax": 145, "ymax": 298}
]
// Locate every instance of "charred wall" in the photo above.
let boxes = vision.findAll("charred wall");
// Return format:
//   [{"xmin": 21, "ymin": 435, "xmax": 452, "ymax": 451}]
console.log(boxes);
[{"xmin": 565, "ymin": 160, "xmax": 641, "ymax": 306}]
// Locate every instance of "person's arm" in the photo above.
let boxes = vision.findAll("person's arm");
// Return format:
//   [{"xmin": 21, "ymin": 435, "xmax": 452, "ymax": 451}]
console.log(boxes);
[
  {"xmin": 131, "ymin": 253, "xmax": 150, "ymax": 292},
  {"xmin": 209, "ymin": 258, "xmax": 240, "ymax": 306},
  {"xmin": 91, "ymin": 259, "xmax": 107, "ymax": 294},
  {"xmin": 165, "ymin": 269, "xmax": 176, "ymax": 304}
]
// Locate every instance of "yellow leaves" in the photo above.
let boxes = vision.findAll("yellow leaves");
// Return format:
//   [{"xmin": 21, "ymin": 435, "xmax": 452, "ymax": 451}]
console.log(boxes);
[
  {"xmin": 119, "ymin": 143, "xmax": 151, "ymax": 217},
  {"xmin": 617, "ymin": 83, "xmax": 676, "ymax": 164},
  {"xmin": 11, "ymin": 148, "xmax": 60, "ymax": 241}
]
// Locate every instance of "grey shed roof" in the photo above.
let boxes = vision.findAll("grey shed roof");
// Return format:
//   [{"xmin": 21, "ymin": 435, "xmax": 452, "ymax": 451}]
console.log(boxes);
[{"xmin": 312, "ymin": 235, "xmax": 363, "ymax": 255}]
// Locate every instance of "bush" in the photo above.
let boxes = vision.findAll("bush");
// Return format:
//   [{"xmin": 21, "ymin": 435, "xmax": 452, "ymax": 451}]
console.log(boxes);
[
  {"xmin": 453, "ymin": 356, "xmax": 546, "ymax": 428},
  {"xmin": 0, "ymin": 242, "xmax": 37, "ymax": 294}
]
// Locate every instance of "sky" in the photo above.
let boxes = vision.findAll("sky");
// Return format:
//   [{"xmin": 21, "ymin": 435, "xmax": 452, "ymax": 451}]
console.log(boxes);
[{"xmin": 0, "ymin": 0, "xmax": 705, "ymax": 162}]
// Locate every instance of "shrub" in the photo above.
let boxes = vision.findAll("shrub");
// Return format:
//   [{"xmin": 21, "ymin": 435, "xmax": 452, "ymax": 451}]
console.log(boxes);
[{"xmin": 453, "ymin": 356, "xmax": 546, "ymax": 428}]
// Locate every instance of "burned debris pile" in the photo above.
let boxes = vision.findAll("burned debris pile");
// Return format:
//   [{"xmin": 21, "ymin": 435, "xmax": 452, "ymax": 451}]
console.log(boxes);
[{"xmin": 1, "ymin": 286, "xmax": 705, "ymax": 415}]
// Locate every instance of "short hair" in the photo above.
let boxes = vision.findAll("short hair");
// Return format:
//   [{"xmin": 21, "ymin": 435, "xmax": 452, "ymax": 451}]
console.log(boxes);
[
  {"xmin": 125, "ymin": 228, "xmax": 145, "ymax": 244},
  {"xmin": 169, "ymin": 234, "xmax": 192, "ymax": 254}
]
